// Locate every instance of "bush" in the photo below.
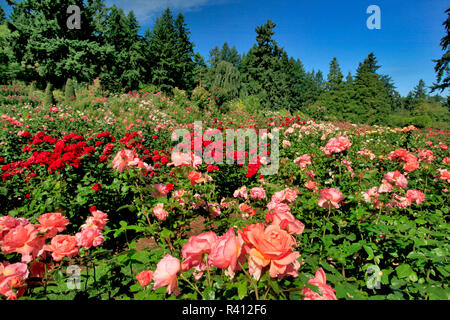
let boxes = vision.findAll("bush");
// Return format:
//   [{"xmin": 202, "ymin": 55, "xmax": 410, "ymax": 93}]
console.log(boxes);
[
  {"xmin": 43, "ymin": 82, "xmax": 55, "ymax": 106},
  {"xmin": 65, "ymin": 78, "xmax": 76, "ymax": 101}
]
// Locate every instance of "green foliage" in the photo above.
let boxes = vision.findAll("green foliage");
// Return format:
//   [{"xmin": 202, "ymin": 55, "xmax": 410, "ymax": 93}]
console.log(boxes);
[
  {"xmin": 43, "ymin": 82, "xmax": 55, "ymax": 106},
  {"xmin": 65, "ymin": 78, "xmax": 76, "ymax": 101}
]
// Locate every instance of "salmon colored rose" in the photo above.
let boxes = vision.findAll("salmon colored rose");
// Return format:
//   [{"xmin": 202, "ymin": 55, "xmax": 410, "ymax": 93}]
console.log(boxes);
[
  {"xmin": 209, "ymin": 228, "xmax": 244, "ymax": 279},
  {"xmin": 239, "ymin": 223, "xmax": 300, "ymax": 281},
  {"xmin": 302, "ymin": 268, "xmax": 337, "ymax": 300},
  {"xmin": 1, "ymin": 224, "xmax": 43, "ymax": 263},
  {"xmin": 153, "ymin": 254, "xmax": 181, "ymax": 296},
  {"xmin": 181, "ymin": 232, "xmax": 218, "ymax": 280},
  {"xmin": 44, "ymin": 235, "xmax": 78, "ymax": 262},
  {"xmin": 323, "ymin": 136, "xmax": 352, "ymax": 156},
  {"xmin": 318, "ymin": 188, "xmax": 345, "ymax": 209},
  {"xmin": 153, "ymin": 203, "xmax": 169, "ymax": 221},
  {"xmin": 0, "ymin": 262, "xmax": 29, "ymax": 299},
  {"xmin": 265, "ymin": 210, "xmax": 305, "ymax": 235},
  {"xmin": 38, "ymin": 212, "xmax": 69, "ymax": 238},
  {"xmin": 136, "ymin": 270, "xmax": 154, "ymax": 287}
]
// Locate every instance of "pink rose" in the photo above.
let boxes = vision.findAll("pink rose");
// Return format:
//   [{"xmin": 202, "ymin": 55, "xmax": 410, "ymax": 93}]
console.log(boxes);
[
  {"xmin": 318, "ymin": 188, "xmax": 345, "ymax": 209},
  {"xmin": 406, "ymin": 189, "xmax": 425, "ymax": 205},
  {"xmin": 250, "ymin": 187, "xmax": 266, "ymax": 200},
  {"xmin": 181, "ymin": 232, "xmax": 218, "ymax": 279},
  {"xmin": 38, "ymin": 212, "xmax": 69, "ymax": 238},
  {"xmin": 75, "ymin": 226, "xmax": 104, "ymax": 249},
  {"xmin": 44, "ymin": 235, "xmax": 78, "ymax": 262},
  {"xmin": 136, "ymin": 270, "xmax": 154, "ymax": 287},
  {"xmin": 153, "ymin": 203, "xmax": 169, "ymax": 221},
  {"xmin": 0, "ymin": 262, "xmax": 29, "ymax": 299},
  {"xmin": 302, "ymin": 268, "xmax": 337, "ymax": 300},
  {"xmin": 209, "ymin": 228, "xmax": 244, "ymax": 279},
  {"xmin": 153, "ymin": 254, "xmax": 181, "ymax": 296},
  {"xmin": 266, "ymin": 210, "xmax": 305, "ymax": 235},
  {"xmin": 323, "ymin": 136, "xmax": 352, "ymax": 156}
]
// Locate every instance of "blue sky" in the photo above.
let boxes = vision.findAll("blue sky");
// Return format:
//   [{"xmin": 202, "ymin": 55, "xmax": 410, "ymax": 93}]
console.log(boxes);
[{"xmin": 2, "ymin": 0, "xmax": 449, "ymax": 96}]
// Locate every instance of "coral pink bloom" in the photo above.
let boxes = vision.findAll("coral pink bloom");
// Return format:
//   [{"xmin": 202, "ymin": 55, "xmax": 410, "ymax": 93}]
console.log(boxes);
[
  {"xmin": 153, "ymin": 254, "xmax": 181, "ymax": 296},
  {"xmin": 187, "ymin": 170, "xmax": 202, "ymax": 185},
  {"xmin": 83, "ymin": 209, "xmax": 108, "ymax": 231},
  {"xmin": 151, "ymin": 184, "xmax": 171, "ymax": 198},
  {"xmin": 0, "ymin": 262, "xmax": 29, "ymax": 299},
  {"xmin": 1, "ymin": 224, "xmax": 43, "ymax": 263},
  {"xmin": 75, "ymin": 226, "xmax": 104, "ymax": 249},
  {"xmin": 403, "ymin": 154, "xmax": 419, "ymax": 172},
  {"xmin": 250, "ymin": 187, "xmax": 266, "ymax": 200},
  {"xmin": 272, "ymin": 188, "xmax": 299, "ymax": 204},
  {"xmin": 136, "ymin": 270, "xmax": 154, "ymax": 287},
  {"xmin": 443, "ymin": 157, "xmax": 450, "ymax": 164},
  {"xmin": 38, "ymin": 212, "xmax": 69, "ymax": 238},
  {"xmin": 362, "ymin": 187, "xmax": 379, "ymax": 203},
  {"xmin": 239, "ymin": 223, "xmax": 300, "ymax": 281},
  {"xmin": 383, "ymin": 171, "xmax": 408, "ymax": 189},
  {"xmin": 294, "ymin": 154, "xmax": 312, "ymax": 169},
  {"xmin": 233, "ymin": 186, "xmax": 248, "ymax": 199},
  {"xmin": 266, "ymin": 210, "xmax": 305, "ymax": 235},
  {"xmin": 305, "ymin": 180, "xmax": 317, "ymax": 191},
  {"xmin": 168, "ymin": 152, "xmax": 191, "ymax": 167},
  {"xmin": 302, "ymin": 268, "xmax": 337, "ymax": 300},
  {"xmin": 418, "ymin": 149, "xmax": 435, "ymax": 163},
  {"xmin": 393, "ymin": 195, "xmax": 411, "ymax": 208},
  {"xmin": 0, "ymin": 216, "xmax": 26, "ymax": 241},
  {"xmin": 406, "ymin": 189, "xmax": 425, "ymax": 205},
  {"xmin": 267, "ymin": 201, "xmax": 291, "ymax": 215},
  {"xmin": 153, "ymin": 203, "xmax": 169, "ymax": 221},
  {"xmin": 318, "ymin": 188, "xmax": 345, "ymax": 209},
  {"xmin": 323, "ymin": 136, "xmax": 352, "ymax": 156},
  {"xmin": 437, "ymin": 169, "xmax": 450, "ymax": 183},
  {"xmin": 44, "ymin": 235, "xmax": 78, "ymax": 262},
  {"xmin": 181, "ymin": 232, "xmax": 218, "ymax": 279},
  {"xmin": 112, "ymin": 149, "xmax": 140, "ymax": 172},
  {"xmin": 209, "ymin": 228, "xmax": 244, "ymax": 279}
]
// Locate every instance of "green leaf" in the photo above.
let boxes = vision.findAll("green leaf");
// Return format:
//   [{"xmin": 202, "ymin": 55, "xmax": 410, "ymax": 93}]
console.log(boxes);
[
  {"xmin": 237, "ymin": 280, "xmax": 247, "ymax": 299},
  {"xmin": 396, "ymin": 264, "xmax": 413, "ymax": 279}
]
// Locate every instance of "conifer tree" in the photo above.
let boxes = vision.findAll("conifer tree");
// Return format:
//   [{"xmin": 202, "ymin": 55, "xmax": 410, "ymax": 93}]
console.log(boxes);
[
  {"xmin": 326, "ymin": 57, "xmax": 343, "ymax": 91},
  {"xmin": 432, "ymin": 8, "xmax": 449, "ymax": 92}
]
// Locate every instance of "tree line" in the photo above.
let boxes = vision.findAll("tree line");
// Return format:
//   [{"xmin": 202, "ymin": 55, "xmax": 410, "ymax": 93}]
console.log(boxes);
[{"xmin": 0, "ymin": 1, "xmax": 448, "ymax": 127}]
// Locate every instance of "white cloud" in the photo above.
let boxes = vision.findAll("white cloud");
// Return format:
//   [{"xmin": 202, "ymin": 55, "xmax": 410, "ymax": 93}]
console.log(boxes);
[{"xmin": 105, "ymin": 0, "xmax": 228, "ymax": 22}]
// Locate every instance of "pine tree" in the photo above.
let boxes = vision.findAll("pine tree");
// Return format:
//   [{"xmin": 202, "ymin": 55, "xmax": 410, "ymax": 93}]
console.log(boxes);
[
  {"xmin": 148, "ymin": 8, "xmax": 179, "ymax": 93},
  {"xmin": 219, "ymin": 42, "xmax": 241, "ymax": 67},
  {"xmin": 6, "ymin": 0, "xmax": 105, "ymax": 87},
  {"xmin": 174, "ymin": 13, "xmax": 195, "ymax": 91},
  {"xmin": 432, "ymin": 8, "xmax": 449, "ymax": 92},
  {"xmin": 354, "ymin": 53, "xmax": 392, "ymax": 124},
  {"xmin": 326, "ymin": 57, "xmax": 343, "ymax": 91},
  {"xmin": 239, "ymin": 20, "xmax": 291, "ymax": 110},
  {"xmin": 412, "ymin": 79, "xmax": 428, "ymax": 99}
]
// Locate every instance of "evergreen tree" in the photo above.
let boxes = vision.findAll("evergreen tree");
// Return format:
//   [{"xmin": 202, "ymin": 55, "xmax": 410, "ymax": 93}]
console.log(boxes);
[
  {"xmin": 174, "ymin": 13, "xmax": 195, "ymax": 91},
  {"xmin": 218, "ymin": 42, "xmax": 241, "ymax": 67},
  {"xmin": 432, "ymin": 8, "xmax": 449, "ymax": 92},
  {"xmin": 412, "ymin": 79, "xmax": 428, "ymax": 99},
  {"xmin": 353, "ymin": 53, "xmax": 392, "ymax": 124},
  {"xmin": 239, "ymin": 19, "xmax": 291, "ymax": 110},
  {"xmin": 326, "ymin": 57, "xmax": 343, "ymax": 91},
  {"xmin": 6, "ymin": 0, "xmax": 105, "ymax": 87},
  {"xmin": 65, "ymin": 78, "xmax": 75, "ymax": 101},
  {"xmin": 43, "ymin": 82, "xmax": 55, "ymax": 106},
  {"xmin": 192, "ymin": 52, "xmax": 207, "ymax": 87}
]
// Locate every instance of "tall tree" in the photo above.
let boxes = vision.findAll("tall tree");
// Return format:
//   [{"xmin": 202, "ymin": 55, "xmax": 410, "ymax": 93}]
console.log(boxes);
[
  {"xmin": 6, "ymin": 0, "xmax": 105, "ymax": 87},
  {"xmin": 353, "ymin": 53, "xmax": 392, "ymax": 124},
  {"xmin": 431, "ymin": 8, "xmax": 449, "ymax": 93},
  {"xmin": 174, "ymin": 12, "xmax": 195, "ymax": 91},
  {"xmin": 326, "ymin": 57, "xmax": 343, "ymax": 91},
  {"xmin": 239, "ymin": 19, "xmax": 291, "ymax": 110},
  {"xmin": 147, "ymin": 8, "xmax": 178, "ymax": 92}
]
